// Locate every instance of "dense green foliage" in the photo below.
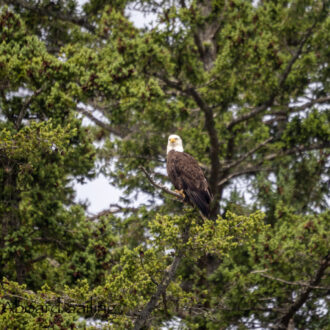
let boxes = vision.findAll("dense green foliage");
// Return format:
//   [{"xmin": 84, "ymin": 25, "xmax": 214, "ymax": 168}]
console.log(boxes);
[{"xmin": 0, "ymin": 0, "xmax": 329, "ymax": 329}]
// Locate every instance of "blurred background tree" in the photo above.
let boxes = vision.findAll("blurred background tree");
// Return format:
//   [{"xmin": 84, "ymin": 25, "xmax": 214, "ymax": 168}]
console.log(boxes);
[{"xmin": 0, "ymin": 0, "xmax": 329, "ymax": 329}]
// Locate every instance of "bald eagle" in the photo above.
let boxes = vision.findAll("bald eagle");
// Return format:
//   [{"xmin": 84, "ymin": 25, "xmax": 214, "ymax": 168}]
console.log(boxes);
[{"xmin": 166, "ymin": 135, "xmax": 212, "ymax": 218}]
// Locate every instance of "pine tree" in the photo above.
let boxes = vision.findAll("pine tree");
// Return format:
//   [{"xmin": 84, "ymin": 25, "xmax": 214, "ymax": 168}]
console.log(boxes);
[{"xmin": 0, "ymin": 1, "xmax": 329, "ymax": 329}]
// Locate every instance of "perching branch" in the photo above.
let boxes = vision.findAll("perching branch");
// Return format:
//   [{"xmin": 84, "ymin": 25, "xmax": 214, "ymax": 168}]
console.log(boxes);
[
  {"xmin": 151, "ymin": 73, "xmax": 221, "ymax": 198},
  {"xmin": 139, "ymin": 166, "xmax": 184, "ymax": 201}
]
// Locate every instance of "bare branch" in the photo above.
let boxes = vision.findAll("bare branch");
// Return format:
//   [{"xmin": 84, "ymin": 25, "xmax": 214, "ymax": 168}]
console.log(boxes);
[
  {"xmin": 264, "ymin": 142, "xmax": 330, "ymax": 162},
  {"xmin": 227, "ymin": 100, "xmax": 274, "ymax": 130},
  {"xmin": 86, "ymin": 208, "xmax": 122, "ymax": 221},
  {"xmin": 139, "ymin": 166, "xmax": 184, "ymax": 201},
  {"xmin": 30, "ymin": 254, "xmax": 48, "ymax": 264},
  {"xmin": 218, "ymin": 166, "xmax": 271, "ymax": 187},
  {"xmin": 32, "ymin": 237, "xmax": 66, "ymax": 249},
  {"xmin": 223, "ymin": 137, "xmax": 273, "ymax": 170},
  {"xmin": 76, "ymin": 106, "xmax": 129, "ymax": 138},
  {"xmin": 251, "ymin": 269, "xmax": 330, "ymax": 290}
]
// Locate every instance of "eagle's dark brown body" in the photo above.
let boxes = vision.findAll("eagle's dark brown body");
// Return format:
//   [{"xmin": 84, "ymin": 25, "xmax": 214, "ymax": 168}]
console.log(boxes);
[{"xmin": 166, "ymin": 150, "xmax": 212, "ymax": 218}]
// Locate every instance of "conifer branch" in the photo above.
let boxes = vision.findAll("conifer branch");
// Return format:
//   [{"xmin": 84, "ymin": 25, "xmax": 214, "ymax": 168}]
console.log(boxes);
[
  {"xmin": 5, "ymin": 0, "xmax": 95, "ymax": 33},
  {"xmin": 227, "ymin": 23, "xmax": 317, "ymax": 130},
  {"xmin": 133, "ymin": 225, "xmax": 190, "ymax": 329},
  {"xmin": 275, "ymin": 254, "xmax": 329, "ymax": 329}
]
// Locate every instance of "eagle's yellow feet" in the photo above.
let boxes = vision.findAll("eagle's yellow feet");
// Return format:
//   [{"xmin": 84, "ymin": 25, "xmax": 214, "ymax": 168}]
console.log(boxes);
[{"xmin": 175, "ymin": 189, "xmax": 185, "ymax": 199}]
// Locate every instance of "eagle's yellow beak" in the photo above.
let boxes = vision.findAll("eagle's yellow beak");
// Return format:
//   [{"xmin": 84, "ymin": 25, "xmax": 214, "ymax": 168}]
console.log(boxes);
[{"xmin": 170, "ymin": 138, "xmax": 176, "ymax": 143}]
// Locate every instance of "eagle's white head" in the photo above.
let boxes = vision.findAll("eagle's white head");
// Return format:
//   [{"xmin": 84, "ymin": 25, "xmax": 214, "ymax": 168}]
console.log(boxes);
[{"xmin": 167, "ymin": 134, "xmax": 184, "ymax": 154}]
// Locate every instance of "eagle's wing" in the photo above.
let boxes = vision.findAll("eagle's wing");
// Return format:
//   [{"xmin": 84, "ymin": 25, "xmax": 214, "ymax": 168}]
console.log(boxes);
[{"xmin": 172, "ymin": 152, "xmax": 212, "ymax": 216}]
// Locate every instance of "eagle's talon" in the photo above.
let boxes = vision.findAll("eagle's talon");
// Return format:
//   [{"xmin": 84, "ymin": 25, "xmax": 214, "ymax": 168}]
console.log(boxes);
[{"xmin": 175, "ymin": 189, "xmax": 185, "ymax": 199}]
